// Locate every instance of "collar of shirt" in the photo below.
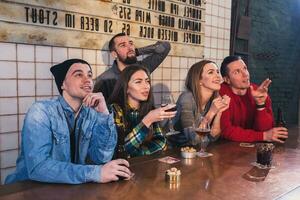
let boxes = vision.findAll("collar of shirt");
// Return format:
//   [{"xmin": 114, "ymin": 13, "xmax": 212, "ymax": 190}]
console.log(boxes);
[
  {"xmin": 58, "ymin": 96, "xmax": 87, "ymax": 122},
  {"xmin": 112, "ymin": 60, "xmax": 122, "ymax": 75}
]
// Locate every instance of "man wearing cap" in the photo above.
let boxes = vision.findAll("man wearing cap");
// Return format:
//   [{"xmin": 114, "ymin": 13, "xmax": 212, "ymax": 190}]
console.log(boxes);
[
  {"xmin": 93, "ymin": 32, "xmax": 171, "ymax": 100},
  {"xmin": 219, "ymin": 55, "xmax": 288, "ymax": 143},
  {"xmin": 5, "ymin": 59, "xmax": 132, "ymax": 184}
]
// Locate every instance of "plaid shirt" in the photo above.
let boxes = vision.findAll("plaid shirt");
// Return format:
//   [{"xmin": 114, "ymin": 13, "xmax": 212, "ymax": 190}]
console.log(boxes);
[{"xmin": 110, "ymin": 104, "xmax": 167, "ymax": 157}]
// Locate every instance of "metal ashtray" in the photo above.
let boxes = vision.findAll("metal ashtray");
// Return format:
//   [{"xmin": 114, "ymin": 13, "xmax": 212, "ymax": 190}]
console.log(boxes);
[
  {"xmin": 165, "ymin": 167, "xmax": 181, "ymax": 184},
  {"xmin": 181, "ymin": 147, "xmax": 197, "ymax": 159}
]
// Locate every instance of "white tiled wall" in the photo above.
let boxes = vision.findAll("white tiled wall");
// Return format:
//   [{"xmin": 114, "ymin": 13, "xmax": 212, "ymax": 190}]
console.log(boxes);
[
  {"xmin": 205, "ymin": 0, "xmax": 231, "ymax": 65},
  {"xmin": 0, "ymin": 0, "xmax": 231, "ymax": 184}
]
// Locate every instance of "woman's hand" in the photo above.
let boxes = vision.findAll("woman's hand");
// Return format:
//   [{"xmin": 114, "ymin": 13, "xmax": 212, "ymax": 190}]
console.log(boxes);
[
  {"xmin": 209, "ymin": 95, "xmax": 230, "ymax": 115},
  {"xmin": 142, "ymin": 104, "xmax": 177, "ymax": 127},
  {"xmin": 218, "ymin": 95, "xmax": 230, "ymax": 113}
]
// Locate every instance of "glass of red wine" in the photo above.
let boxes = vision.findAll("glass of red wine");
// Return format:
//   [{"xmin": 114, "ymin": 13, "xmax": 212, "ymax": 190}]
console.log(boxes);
[
  {"xmin": 161, "ymin": 94, "xmax": 180, "ymax": 136},
  {"xmin": 193, "ymin": 116, "xmax": 211, "ymax": 157}
]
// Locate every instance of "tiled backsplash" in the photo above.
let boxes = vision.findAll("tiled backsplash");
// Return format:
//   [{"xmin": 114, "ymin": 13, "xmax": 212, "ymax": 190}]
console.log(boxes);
[{"xmin": 0, "ymin": 0, "xmax": 231, "ymax": 184}]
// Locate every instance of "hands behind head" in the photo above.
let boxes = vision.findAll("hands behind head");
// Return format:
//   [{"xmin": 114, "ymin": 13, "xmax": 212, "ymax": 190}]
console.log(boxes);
[
  {"xmin": 83, "ymin": 92, "xmax": 109, "ymax": 114},
  {"xmin": 263, "ymin": 127, "xmax": 288, "ymax": 143},
  {"xmin": 142, "ymin": 104, "xmax": 177, "ymax": 128},
  {"xmin": 100, "ymin": 159, "xmax": 133, "ymax": 183},
  {"xmin": 210, "ymin": 95, "xmax": 231, "ymax": 115},
  {"xmin": 250, "ymin": 78, "xmax": 272, "ymax": 106}
]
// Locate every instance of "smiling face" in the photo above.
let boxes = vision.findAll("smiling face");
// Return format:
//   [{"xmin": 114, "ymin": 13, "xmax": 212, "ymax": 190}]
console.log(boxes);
[
  {"xmin": 61, "ymin": 63, "xmax": 93, "ymax": 100},
  {"xmin": 127, "ymin": 70, "xmax": 151, "ymax": 108},
  {"xmin": 224, "ymin": 59, "xmax": 250, "ymax": 93},
  {"xmin": 111, "ymin": 35, "xmax": 137, "ymax": 66},
  {"xmin": 199, "ymin": 63, "xmax": 223, "ymax": 92}
]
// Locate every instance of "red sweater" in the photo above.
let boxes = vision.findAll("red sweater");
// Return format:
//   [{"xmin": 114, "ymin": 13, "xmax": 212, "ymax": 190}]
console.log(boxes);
[{"xmin": 219, "ymin": 83, "xmax": 274, "ymax": 142}]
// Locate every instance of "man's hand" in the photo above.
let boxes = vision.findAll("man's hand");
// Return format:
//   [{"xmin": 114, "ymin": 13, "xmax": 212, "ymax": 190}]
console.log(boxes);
[
  {"xmin": 263, "ymin": 127, "xmax": 288, "ymax": 143},
  {"xmin": 100, "ymin": 159, "xmax": 132, "ymax": 183},
  {"xmin": 250, "ymin": 78, "xmax": 272, "ymax": 105},
  {"xmin": 83, "ymin": 92, "xmax": 109, "ymax": 114}
]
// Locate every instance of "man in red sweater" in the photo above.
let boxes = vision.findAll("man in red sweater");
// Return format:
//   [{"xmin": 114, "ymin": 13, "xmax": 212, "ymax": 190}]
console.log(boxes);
[{"xmin": 219, "ymin": 55, "xmax": 288, "ymax": 143}]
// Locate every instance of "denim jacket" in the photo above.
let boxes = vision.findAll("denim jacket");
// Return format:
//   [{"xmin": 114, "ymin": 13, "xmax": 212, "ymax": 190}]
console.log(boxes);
[{"xmin": 5, "ymin": 96, "xmax": 117, "ymax": 184}]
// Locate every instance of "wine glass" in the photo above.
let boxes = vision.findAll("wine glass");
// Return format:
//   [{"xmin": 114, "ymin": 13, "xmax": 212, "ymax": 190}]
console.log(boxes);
[
  {"xmin": 193, "ymin": 115, "xmax": 211, "ymax": 157},
  {"xmin": 161, "ymin": 94, "xmax": 180, "ymax": 136}
]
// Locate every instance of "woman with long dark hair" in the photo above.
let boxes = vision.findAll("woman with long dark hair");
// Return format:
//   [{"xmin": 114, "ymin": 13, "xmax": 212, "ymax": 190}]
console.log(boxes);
[
  {"xmin": 171, "ymin": 60, "xmax": 230, "ymax": 147},
  {"xmin": 108, "ymin": 64, "xmax": 176, "ymax": 157}
]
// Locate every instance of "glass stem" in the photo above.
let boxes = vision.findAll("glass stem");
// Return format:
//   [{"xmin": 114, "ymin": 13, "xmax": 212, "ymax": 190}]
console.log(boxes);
[{"xmin": 168, "ymin": 118, "xmax": 174, "ymax": 131}]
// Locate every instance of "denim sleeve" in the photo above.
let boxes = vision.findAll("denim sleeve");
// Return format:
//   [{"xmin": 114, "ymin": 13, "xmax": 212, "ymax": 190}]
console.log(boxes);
[
  {"xmin": 88, "ymin": 113, "xmax": 117, "ymax": 164},
  {"xmin": 23, "ymin": 103, "xmax": 101, "ymax": 184}
]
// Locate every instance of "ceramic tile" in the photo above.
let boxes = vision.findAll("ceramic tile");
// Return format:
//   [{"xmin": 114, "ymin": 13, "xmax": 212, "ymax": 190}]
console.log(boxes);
[
  {"xmin": 96, "ymin": 50, "xmax": 110, "ymax": 66},
  {"xmin": 0, "ymin": 98, "xmax": 17, "ymax": 115},
  {"xmin": 53, "ymin": 47, "xmax": 68, "ymax": 63},
  {"xmin": 0, "ymin": 133, "xmax": 18, "ymax": 151},
  {"xmin": 0, "ymin": 80, "xmax": 17, "ymax": 97},
  {"xmin": 18, "ymin": 97, "xmax": 35, "ymax": 114},
  {"xmin": 36, "ymin": 80, "xmax": 52, "ymax": 96},
  {"xmin": 83, "ymin": 49, "xmax": 96, "ymax": 64},
  {"xmin": 18, "ymin": 62, "xmax": 35, "ymax": 79},
  {"xmin": 17, "ymin": 44, "xmax": 34, "ymax": 62},
  {"xmin": 0, "ymin": 43, "xmax": 15, "ymax": 61},
  {"xmin": 18, "ymin": 80, "xmax": 35, "ymax": 96},
  {"xmin": 0, "ymin": 61, "xmax": 16, "ymax": 78},
  {"xmin": 68, "ymin": 48, "xmax": 82, "ymax": 59},
  {"xmin": 35, "ymin": 46, "xmax": 51, "ymax": 62},
  {"xmin": 36, "ymin": 63, "xmax": 52, "ymax": 79},
  {"xmin": 0, "ymin": 150, "xmax": 18, "ymax": 168},
  {"xmin": 0, "ymin": 115, "xmax": 18, "ymax": 133}
]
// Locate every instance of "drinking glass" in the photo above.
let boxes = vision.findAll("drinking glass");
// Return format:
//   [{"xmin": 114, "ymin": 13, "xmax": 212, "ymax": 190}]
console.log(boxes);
[
  {"xmin": 193, "ymin": 116, "xmax": 211, "ymax": 157},
  {"xmin": 161, "ymin": 94, "xmax": 180, "ymax": 136}
]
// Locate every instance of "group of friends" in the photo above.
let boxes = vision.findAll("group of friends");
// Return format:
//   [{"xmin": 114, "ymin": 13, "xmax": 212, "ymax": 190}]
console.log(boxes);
[{"xmin": 5, "ymin": 33, "xmax": 288, "ymax": 184}]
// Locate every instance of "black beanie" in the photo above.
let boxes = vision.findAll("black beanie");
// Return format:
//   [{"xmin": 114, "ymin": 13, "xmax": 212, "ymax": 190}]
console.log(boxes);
[{"xmin": 50, "ymin": 59, "xmax": 91, "ymax": 95}]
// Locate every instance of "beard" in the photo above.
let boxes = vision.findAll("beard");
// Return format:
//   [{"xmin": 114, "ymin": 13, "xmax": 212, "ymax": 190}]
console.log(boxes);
[
  {"xmin": 117, "ymin": 53, "xmax": 137, "ymax": 64},
  {"xmin": 123, "ymin": 56, "xmax": 137, "ymax": 65}
]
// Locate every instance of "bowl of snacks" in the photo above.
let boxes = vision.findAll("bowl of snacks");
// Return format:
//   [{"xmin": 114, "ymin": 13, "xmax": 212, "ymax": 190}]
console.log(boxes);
[{"xmin": 181, "ymin": 147, "xmax": 196, "ymax": 159}]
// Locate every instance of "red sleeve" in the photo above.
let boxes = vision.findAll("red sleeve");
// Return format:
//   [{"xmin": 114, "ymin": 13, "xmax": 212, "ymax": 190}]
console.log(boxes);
[
  {"xmin": 220, "ymin": 107, "xmax": 264, "ymax": 142},
  {"xmin": 253, "ymin": 96, "xmax": 274, "ymax": 131}
]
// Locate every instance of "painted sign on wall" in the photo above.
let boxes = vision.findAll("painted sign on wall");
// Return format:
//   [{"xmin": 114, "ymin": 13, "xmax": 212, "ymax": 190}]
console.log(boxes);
[{"xmin": 0, "ymin": 0, "xmax": 205, "ymax": 57}]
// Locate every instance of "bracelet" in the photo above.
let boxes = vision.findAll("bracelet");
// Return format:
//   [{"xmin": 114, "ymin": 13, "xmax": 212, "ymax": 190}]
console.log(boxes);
[{"xmin": 256, "ymin": 103, "xmax": 266, "ymax": 109}]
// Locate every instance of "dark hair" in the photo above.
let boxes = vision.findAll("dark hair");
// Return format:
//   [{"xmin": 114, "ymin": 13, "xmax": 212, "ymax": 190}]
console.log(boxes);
[
  {"xmin": 185, "ymin": 60, "xmax": 218, "ymax": 112},
  {"xmin": 220, "ymin": 55, "xmax": 241, "ymax": 77},
  {"xmin": 108, "ymin": 64, "xmax": 154, "ymax": 123},
  {"xmin": 108, "ymin": 32, "xmax": 126, "ymax": 52}
]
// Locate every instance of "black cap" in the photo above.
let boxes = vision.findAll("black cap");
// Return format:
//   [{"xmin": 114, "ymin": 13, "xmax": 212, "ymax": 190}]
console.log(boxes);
[{"xmin": 50, "ymin": 59, "xmax": 91, "ymax": 94}]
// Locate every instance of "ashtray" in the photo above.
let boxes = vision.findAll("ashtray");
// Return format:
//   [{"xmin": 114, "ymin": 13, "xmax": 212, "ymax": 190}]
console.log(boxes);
[{"xmin": 181, "ymin": 147, "xmax": 196, "ymax": 159}]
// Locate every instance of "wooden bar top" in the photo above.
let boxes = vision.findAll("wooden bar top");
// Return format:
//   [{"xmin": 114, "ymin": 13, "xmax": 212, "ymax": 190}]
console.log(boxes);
[{"xmin": 1, "ymin": 126, "xmax": 299, "ymax": 200}]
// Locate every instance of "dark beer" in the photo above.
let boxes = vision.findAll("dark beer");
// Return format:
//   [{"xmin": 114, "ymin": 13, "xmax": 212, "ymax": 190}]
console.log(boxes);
[
  {"xmin": 257, "ymin": 149, "xmax": 272, "ymax": 166},
  {"xmin": 276, "ymin": 107, "xmax": 286, "ymax": 141},
  {"xmin": 256, "ymin": 143, "xmax": 274, "ymax": 166},
  {"xmin": 114, "ymin": 127, "xmax": 129, "ymax": 180},
  {"xmin": 276, "ymin": 107, "xmax": 286, "ymax": 127}
]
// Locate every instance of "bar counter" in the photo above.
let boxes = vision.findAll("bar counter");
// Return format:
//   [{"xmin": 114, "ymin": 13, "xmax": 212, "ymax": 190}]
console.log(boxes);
[{"xmin": 1, "ymin": 126, "xmax": 299, "ymax": 200}]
